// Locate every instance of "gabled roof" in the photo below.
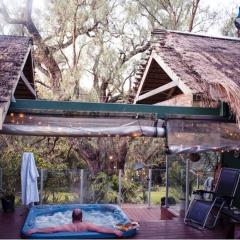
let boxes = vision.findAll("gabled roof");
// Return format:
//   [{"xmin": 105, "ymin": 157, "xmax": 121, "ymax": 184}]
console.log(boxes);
[
  {"xmin": 133, "ymin": 30, "xmax": 240, "ymax": 122},
  {"xmin": 0, "ymin": 35, "xmax": 36, "ymax": 129}
]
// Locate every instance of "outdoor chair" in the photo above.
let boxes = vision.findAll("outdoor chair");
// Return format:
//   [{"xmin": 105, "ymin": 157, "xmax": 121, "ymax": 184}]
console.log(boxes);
[{"xmin": 184, "ymin": 167, "xmax": 240, "ymax": 230}]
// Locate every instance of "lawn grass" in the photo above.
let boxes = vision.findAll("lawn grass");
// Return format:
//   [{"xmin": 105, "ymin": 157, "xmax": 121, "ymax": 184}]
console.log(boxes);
[{"xmin": 151, "ymin": 187, "xmax": 181, "ymax": 205}]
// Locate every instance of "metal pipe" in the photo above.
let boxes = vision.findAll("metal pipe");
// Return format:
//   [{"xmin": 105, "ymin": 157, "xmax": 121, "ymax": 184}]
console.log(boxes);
[
  {"xmin": 40, "ymin": 169, "xmax": 44, "ymax": 205},
  {"xmin": 147, "ymin": 168, "xmax": 152, "ymax": 208},
  {"xmin": 80, "ymin": 169, "xmax": 84, "ymax": 204},
  {"xmin": 185, "ymin": 159, "xmax": 190, "ymax": 214},
  {"xmin": 196, "ymin": 174, "xmax": 199, "ymax": 189},
  {"xmin": 165, "ymin": 155, "xmax": 169, "ymax": 207},
  {"xmin": 118, "ymin": 169, "xmax": 122, "ymax": 205}
]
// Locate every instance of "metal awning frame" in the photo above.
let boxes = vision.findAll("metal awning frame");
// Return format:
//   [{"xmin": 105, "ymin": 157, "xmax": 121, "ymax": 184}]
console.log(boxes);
[{"xmin": 0, "ymin": 99, "xmax": 229, "ymax": 138}]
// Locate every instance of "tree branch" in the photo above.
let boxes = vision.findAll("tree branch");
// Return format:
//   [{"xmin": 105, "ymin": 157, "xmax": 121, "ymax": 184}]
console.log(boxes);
[
  {"xmin": 0, "ymin": 0, "xmax": 26, "ymax": 25},
  {"xmin": 189, "ymin": 0, "xmax": 201, "ymax": 32},
  {"xmin": 35, "ymin": 80, "xmax": 51, "ymax": 89},
  {"xmin": 26, "ymin": 0, "xmax": 33, "ymax": 22},
  {"xmin": 135, "ymin": 0, "xmax": 163, "ymax": 27},
  {"xmin": 122, "ymin": 41, "xmax": 150, "ymax": 63},
  {"xmin": 35, "ymin": 62, "xmax": 50, "ymax": 78}
]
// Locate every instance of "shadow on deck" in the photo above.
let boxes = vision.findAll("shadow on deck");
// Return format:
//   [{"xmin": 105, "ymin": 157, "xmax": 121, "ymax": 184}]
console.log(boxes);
[{"xmin": 0, "ymin": 206, "xmax": 234, "ymax": 239}]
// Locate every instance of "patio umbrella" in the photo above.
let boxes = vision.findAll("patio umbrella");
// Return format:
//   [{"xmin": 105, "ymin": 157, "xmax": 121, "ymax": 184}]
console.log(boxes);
[{"xmin": 21, "ymin": 152, "xmax": 39, "ymax": 206}]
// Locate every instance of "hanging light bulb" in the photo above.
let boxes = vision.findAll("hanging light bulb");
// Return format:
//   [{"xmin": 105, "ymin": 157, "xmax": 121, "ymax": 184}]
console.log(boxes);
[{"xmin": 19, "ymin": 113, "xmax": 24, "ymax": 118}]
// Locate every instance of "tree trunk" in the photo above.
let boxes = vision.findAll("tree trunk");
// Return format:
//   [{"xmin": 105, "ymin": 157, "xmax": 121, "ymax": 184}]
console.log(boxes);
[
  {"xmin": 0, "ymin": 1, "xmax": 62, "ymax": 92},
  {"xmin": 74, "ymin": 137, "xmax": 128, "ymax": 176}
]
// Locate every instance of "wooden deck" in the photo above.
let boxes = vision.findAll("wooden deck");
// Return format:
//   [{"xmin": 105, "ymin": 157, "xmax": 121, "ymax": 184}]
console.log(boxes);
[{"xmin": 0, "ymin": 206, "xmax": 233, "ymax": 239}]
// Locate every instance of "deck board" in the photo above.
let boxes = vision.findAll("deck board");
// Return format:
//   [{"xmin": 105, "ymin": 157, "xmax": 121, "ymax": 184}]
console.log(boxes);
[{"xmin": 0, "ymin": 206, "xmax": 231, "ymax": 239}]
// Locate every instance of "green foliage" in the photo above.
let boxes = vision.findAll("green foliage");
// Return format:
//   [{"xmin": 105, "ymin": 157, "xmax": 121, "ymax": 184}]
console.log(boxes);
[
  {"xmin": 151, "ymin": 189, "xmax": 178, "ymax": 205},
  {"xmin": 88, "ymin": 171, "xmax": 142, "ymax": 203},
  {"xmin": 127, "ymin": 137, "xmax": 165, "ymax": 167},
  {"xmin": 169, "ymin": 157, "xmax": 194, "ymax": 199}
]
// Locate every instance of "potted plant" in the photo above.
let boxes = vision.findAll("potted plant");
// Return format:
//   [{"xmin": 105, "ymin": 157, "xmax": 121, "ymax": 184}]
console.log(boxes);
[
  {"xmin": 0, "ymin": 170, "xmax": 17, "ymax": 213},
  {"xmin": 0, "ymin": 188, "xmax": 15, "ymax": 213}
]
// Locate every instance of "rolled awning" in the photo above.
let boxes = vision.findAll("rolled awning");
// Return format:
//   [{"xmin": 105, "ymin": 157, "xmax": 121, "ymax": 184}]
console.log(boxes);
[{"xmin": 1, "ymin": 112, "xmax": 165, "ymax": 137}]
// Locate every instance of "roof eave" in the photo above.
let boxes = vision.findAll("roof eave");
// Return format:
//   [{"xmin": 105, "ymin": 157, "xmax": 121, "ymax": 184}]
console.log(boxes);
[
  {"xmin": 0, "ymin": 45, "xmax": 36, "ymax": 128},
  {"xmin": 134, "ymin": 51, "xmax": 194, "ymax": 104}
]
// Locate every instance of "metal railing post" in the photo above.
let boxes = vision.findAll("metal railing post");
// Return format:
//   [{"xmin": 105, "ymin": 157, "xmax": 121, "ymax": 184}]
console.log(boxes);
[
  {"xmin": 147, "ymin": 168, "xmax": 152, "ymax": 208},
  {"xmin": 165, "ymin": 155, "xmax": 169, "ymax": 207},
  {"xmin": 185, "ymin": 159, "xmax": 190, "ymax": 214},
  {"xmin": 40, "ymin": 169, "xmax": 44, "ymax": 205},
  {"xmin": 118, "ymin": 169, "xmax": 122, "ymax": 205},
  {"xmin": 80, "ymin": 169, "xmax": 84, "ymax": 204},
  {"xmin": 0, "ymin": 168, "xmax": 2, "ymax": 190},
  {"xmin": 196, "ymin": 174, "xmax": 199, "ymax": 189}
]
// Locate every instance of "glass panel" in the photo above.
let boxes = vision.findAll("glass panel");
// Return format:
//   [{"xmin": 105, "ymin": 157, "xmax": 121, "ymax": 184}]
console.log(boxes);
[
  {"xmin": 151, "ymin": 169, "xmax": 166, "ymax": 206},
  {"xmin": 167, "ymin": 119, "xmax": 240, "ymax": 153},
  {"xmin": 167, "ymin": 153, "xmax": 217, "ymax": 216},
  {"xmin": 121, "ymin": 168, "xmax": 148, "ymax": 205},
  {"xmin": 0, "ymin": 162, "xmax": 217, "ymax": 209},
  {"xmin": 41, "ymin": 169, "xmax": 80, "ymax": 204}
]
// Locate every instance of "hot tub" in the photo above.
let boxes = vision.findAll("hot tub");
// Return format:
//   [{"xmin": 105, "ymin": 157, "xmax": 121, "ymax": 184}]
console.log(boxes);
[{"xmin": 21, "ymin": 204, "xmax": 137, "ymax": 239}]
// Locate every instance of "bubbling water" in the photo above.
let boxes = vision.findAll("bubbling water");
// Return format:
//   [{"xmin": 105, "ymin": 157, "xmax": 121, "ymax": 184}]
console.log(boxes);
[{"xmin": 35, "ymin": 209, "xmax": 125, "ymax": 229}]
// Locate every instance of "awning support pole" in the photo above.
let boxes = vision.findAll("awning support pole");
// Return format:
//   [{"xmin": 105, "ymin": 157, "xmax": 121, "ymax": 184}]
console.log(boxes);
[
  {"xmin": 118, "ymin": 169, "xmax": 122, "ymax": 205},
  {"xmin": 40, "ymin": 169, "xmax": 44, "ymax": 205},
  {"xmin": 185, "ymin": 159, "xmax": 190, "ymax": 215},
  {"xmin": 80, "ymin": 169, "xmax": 84, "ymax": 204},
  {"xmin": 165, "ymin": 155, "xmax": 169, "ymax": 207},
  {"xmin": 147, "ymin": 168, "xmax": 152, "ymax": 208}
]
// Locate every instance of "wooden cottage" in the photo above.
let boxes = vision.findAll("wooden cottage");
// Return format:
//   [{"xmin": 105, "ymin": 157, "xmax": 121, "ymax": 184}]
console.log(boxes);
[
  {"xmin": 0, "ymin": 35, "xmax": 36, "ymax": 129},
  {"xmin": 133, "ymin": 29, "xmax": 240, "ymax": 167},
  {"xmin": 133, "ymin": 29, "xmax": 240, "ymax": 121}
]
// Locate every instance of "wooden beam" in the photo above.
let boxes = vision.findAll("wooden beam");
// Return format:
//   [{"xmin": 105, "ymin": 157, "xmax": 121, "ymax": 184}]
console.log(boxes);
[
  {"xmin": 167, "ymin": 87, "xmax": 176, "ymax": 98},
  {"xmin": 134, "ymin": 54, "xmax": 154, "ymax": 104},
  {"xmin": 137, "ymin": 81, "xmax": 178, "ymax": 102},
  {"xmin": 152, "ymin": 53, "xmax": 192, "ymax": 94},
  {"xmin": 20, "ymin": 72, "xmax": 36, "ymax": 97}
]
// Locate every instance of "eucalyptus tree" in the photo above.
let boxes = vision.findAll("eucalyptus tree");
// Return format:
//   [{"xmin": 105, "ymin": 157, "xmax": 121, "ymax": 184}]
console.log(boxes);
[
  {"xmin": 0, "ymin": 0, "xmax": 220, "ymax": 175},
  {"xmin": 221, "ymin": 2, "xmax": 239, "ymax": 37},
  {"xmin": 132, "ymin": 0, "xmax": 218, "ymax": 32}
]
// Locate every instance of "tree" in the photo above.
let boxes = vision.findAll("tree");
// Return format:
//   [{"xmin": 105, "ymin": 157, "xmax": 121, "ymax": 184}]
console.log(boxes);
[
  {"xmin": 0, "ymin": 0, "xmax": 220, "ymax": 176},
  {"xmin": 220, "ymin": 3, "xmax": 239, "ymax": 37},
  {"xmin": 0, "ymin": 0, "xmax": 62, "ymax": 92},
  {"xmin": 133, "ymin": 0, "xmax": 218, "ymax": 32}
]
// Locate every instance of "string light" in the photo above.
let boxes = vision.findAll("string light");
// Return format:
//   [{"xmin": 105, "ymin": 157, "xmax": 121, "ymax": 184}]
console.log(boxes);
[{"xmin": 19, "ymin": 113, "xmax": 24, "ymax": 118}]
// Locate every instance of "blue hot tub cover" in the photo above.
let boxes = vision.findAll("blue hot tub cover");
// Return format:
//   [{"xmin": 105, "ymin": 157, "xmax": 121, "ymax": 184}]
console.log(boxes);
[{"xmin": 21, "ymin": 204, "xmax": 137, "ymax": 239}]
